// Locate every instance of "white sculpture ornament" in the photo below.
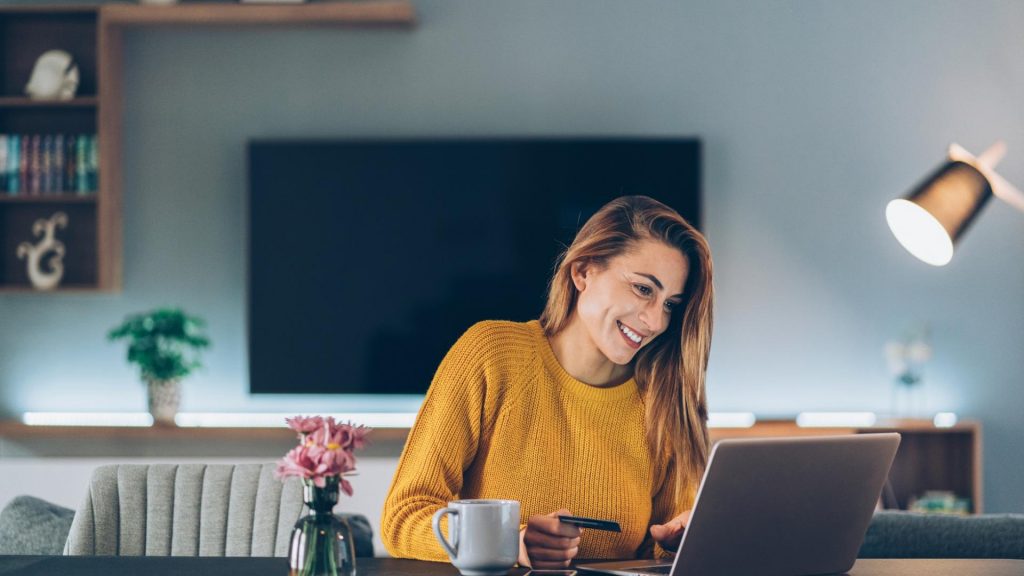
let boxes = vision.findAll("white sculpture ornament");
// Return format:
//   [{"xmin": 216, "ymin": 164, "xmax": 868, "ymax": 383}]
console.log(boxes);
[
  {"xmin": 24, "ymin": 50, "xmax": 80, "ymax": 101},
  {"xmin": 16, "ymin": 212, "xmax": 69, "ymax": 291}
]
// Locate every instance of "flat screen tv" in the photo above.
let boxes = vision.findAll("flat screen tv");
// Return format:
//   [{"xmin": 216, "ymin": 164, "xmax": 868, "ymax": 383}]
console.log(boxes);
[{"xmin": 248, "ymin": 138, "xmax": 701, "ymax": 394}]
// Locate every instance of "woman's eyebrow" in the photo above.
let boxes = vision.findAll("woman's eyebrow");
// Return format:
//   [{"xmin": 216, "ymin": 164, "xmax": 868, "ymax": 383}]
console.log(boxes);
[
  {"xmin": 635, "ymin": 272, "xmax": 684, "ymax": 299},
  {"xmin": 636, "ymin": 272, "xmax": 663, "ymax": 290}
]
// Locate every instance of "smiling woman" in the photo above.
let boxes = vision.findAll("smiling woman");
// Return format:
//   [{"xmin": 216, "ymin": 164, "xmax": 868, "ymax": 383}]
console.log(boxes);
[
  {"xmin": 554, "ymin": 239, "xmax": 688, "ymax": 372},
  {"xmin": 381, "ymin": 196, "xmax": 715, "ymax": 568}
]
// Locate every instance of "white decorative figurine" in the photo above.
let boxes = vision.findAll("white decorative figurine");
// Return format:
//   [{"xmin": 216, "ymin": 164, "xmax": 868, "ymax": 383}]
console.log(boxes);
[
  {"xmin": 17, "ymin": 212, "xmax": 69, "ymax": 291},
  {"xmin": 24, "ymin": 50, "xmax": 80, "ymax": 101}
]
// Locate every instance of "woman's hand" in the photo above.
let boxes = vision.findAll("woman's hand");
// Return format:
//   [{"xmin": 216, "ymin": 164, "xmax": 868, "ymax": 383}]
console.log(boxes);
[
  {"xmin": 518, "ymin": 509, "xmax": 582, "ymax": 568},
  {"xmin": 648, "ymin": 510, "xmax": 693, "ymax": 553}
]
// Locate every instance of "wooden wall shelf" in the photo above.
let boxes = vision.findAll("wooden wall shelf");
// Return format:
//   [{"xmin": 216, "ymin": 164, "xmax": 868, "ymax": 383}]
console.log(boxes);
[
  {"xmin": 0, "ymin": 419, "xmax": 408, "ymax": 458},
  {"xmin": 0, "ymin": 417, "xmax": 983, "ymax": 513},
  {"xmin": 0, "ymin": 419, "xmax": 409, "ymax": 442},
  {"xmin": 100, "ymin": 2, "xmax": 416, "ymax": 27}
]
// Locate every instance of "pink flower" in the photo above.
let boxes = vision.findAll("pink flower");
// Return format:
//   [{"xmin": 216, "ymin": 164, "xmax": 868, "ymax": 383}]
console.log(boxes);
[
  {"xmin": 285, "ymin": 415, "xmax": 324, "ymax": 439},
  {"xmin": 276, "ymin": 414, "xmax": 371, "ymax": 494},
  {"xmin": 350, "ymin": 425, "xmax": 371, "ymax": 450}
]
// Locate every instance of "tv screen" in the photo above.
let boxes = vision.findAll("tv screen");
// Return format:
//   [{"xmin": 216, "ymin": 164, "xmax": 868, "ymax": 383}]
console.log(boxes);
[{"xmin": 248, "ymin": 138, "xmax": 701, "ymax": 394}]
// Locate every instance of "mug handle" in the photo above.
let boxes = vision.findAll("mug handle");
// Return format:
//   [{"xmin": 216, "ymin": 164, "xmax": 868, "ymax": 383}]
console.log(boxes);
[{"xmin": 432, "ymin": 507, "xmax": 459, "ymax": 559}]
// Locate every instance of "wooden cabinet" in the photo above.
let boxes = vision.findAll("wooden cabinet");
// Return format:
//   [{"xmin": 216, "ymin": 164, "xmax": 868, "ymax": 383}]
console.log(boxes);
[
  {"xmin": 710, "ymin": 419, "xmax": 984, "ymax": 514},
  {"xmin": 0, "ymin": 1, "xmax": 414, "ymax": 293}
]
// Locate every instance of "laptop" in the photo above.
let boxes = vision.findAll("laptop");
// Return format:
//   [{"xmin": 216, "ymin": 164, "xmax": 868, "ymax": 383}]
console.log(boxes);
[{"xmin": 577, "ymin": 433, "xmax": 901, "ymax": 576}]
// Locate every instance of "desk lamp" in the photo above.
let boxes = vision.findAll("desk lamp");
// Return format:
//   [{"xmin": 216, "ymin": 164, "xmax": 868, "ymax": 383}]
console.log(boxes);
[{"xmin": 886, "ymin": 141, "xmax": 1024, "ymax": 265}]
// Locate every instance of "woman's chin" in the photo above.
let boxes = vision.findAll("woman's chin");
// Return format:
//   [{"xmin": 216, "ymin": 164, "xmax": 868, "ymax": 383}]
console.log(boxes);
[{"xmin": 603, "ymin": 345, "xmax": 639, "ymax": 366}]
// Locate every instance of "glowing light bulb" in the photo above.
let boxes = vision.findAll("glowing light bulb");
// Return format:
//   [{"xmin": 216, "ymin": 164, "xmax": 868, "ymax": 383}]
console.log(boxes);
[{"xmin": 886, "ymin": 199, "xmax": 954, "ymax": 266}]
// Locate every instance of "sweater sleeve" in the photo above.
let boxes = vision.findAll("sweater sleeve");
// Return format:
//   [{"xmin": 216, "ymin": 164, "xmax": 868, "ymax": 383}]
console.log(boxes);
[
  {"xmin": 381, "ymin": 323, "xmax": 491, "ymax": 561},
  {"xmin": 638, "ymin": 458, "xmax": 696, "ymax": 560}
]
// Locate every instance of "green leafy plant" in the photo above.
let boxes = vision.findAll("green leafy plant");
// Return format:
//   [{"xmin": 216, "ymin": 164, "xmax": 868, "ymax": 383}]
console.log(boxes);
[{"xmin": 108, "ymin": 308, "xmax": 211, "ymax": 382}]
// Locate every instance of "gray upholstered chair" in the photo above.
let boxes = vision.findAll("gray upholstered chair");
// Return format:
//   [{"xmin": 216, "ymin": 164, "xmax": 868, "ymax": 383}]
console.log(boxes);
[{"xmin": 64, "ymin": 463, "xmax": 373, "ymax": 557}]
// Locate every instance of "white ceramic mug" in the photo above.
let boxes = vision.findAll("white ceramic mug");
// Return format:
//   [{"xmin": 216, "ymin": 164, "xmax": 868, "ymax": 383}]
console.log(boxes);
[{"xmin": 432, "ymin": 499, "xmax": 520, "ymax": 576}]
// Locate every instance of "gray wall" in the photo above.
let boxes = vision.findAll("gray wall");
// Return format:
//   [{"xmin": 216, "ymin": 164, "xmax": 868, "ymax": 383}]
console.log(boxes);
[{"xmin": 1, "ymin": 0, "xmax": 1022, "ymax": 512}]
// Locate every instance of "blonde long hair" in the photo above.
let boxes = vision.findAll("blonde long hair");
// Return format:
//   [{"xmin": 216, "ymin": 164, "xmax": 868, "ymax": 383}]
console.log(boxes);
[{"xmin": 539, "ymin": 195, "xmax": 715, "ymax": 503}]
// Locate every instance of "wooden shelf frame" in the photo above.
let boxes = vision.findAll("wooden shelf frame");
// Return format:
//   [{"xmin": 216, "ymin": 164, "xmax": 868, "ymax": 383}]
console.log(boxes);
[
  {"xmin": 0, "ymin": 194, "xmax": 97, "ymax": 203},
  {"xmin": 0, "ymin": 96, "xmax": 98, "ymax": 108},
  {"xmin": 96, "ymin": 0, "xmax": 415, "ymax": 292},
  {"xmin": 0, "ymin": 2, "xmax": 415, "ymax": 292}
]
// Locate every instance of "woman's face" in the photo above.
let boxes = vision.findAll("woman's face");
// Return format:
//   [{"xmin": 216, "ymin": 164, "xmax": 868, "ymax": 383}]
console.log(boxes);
[{"xmin": 571, "ymin": 239, "xmax": 689, "ymax": 366}]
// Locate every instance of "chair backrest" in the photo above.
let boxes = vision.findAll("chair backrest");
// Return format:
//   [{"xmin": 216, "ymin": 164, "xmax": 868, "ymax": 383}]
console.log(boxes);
[{"xmin": 64, "ymin": 463, "xmax": 304, "ymax": 557}]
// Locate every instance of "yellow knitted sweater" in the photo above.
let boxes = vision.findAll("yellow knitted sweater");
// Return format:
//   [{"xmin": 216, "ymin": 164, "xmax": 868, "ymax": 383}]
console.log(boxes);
[{"xmin": 382, "ymin": 320, "xmax": 691, "ymax": 561}]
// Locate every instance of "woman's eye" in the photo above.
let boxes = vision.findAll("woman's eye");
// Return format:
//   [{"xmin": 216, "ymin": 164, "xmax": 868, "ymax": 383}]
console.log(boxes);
[
  {"xmin": 664, "ymin": 301, "xmax": 678, "ymax": 313},
  {"xmin": 633, "ymin": 284, "xmax": 652, "ymax": 297}
]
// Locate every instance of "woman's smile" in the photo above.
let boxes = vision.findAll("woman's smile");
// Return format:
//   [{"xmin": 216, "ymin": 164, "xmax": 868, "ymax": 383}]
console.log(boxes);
[{"xmin": 616, "ymin": 320, "xmax": 645, "ymax": 349}]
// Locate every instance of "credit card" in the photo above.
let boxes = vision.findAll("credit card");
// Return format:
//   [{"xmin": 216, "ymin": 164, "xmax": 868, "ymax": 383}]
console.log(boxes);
[{"xmin": 557, "ymin": 515, "xmax": 622, "ymax": 532}]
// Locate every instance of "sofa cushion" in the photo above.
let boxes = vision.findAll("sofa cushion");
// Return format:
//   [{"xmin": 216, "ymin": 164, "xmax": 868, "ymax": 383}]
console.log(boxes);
[
  {"xmin": 859, "ymin": 510, "xmax": 1024, "ymax": 559},
  {"xmin": 0, "ymin": 496, "xmax": 75, "ymax": 555}
]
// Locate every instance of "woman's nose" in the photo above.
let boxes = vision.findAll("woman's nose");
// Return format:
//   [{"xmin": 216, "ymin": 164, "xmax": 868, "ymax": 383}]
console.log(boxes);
[{"xmin": 638, "ymin": 304, "xmax": 666, "ymax": 335}]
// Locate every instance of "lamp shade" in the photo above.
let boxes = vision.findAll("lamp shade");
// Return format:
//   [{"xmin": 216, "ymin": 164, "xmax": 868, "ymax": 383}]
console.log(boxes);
[{"xmin": 886, "ymin": 160, "xmax": 993, "ymax": 266}]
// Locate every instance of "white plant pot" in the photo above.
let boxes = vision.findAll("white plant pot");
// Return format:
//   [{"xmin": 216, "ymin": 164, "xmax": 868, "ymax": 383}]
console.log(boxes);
[{"xmin": 147, "ymin": 379, "xmax": 181, "ymax": 426}]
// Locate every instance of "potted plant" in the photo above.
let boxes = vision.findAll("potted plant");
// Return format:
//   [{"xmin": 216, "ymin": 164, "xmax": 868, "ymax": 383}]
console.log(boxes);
[{"xmin": 108, "ymin": 307, "xmax": 210, "ymax": 426}]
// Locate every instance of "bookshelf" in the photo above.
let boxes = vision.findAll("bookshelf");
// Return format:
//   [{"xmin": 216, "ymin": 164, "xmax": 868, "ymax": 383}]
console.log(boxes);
[
  {"xmin": 0, "ymin": 6, "xmax": 104, "ymax": 291},
  {"xmin": 0, "ymin": 2, "xmax": 415, "ymax": 293}
]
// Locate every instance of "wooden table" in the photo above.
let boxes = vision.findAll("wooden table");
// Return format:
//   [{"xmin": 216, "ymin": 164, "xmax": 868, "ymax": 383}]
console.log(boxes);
[{"xmin": 1, "ymin": 556, "xmax": 1022, "ymax": 576}]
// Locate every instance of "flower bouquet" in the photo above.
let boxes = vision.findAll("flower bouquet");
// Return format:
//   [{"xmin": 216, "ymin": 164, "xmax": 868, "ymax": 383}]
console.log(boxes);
[{"xmin": 277, "ymin": 416, "xmax": 371, "ymax": 576}]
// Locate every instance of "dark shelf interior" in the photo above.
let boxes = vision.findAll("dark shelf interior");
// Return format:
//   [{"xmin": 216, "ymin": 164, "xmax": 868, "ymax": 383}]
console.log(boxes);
[
  {"xmin": 0, "ymin": 11, "xmax": 98, "ymax": 99},
  {"xmin": 0, "ymin": 202, "xmax": 97, "ymax": 287}
]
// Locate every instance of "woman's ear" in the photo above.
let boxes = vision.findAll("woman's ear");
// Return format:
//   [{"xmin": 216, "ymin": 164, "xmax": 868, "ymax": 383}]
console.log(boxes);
[{"xmin": 570, "ymin": 261, "xmax": 588, "ymax": 291}]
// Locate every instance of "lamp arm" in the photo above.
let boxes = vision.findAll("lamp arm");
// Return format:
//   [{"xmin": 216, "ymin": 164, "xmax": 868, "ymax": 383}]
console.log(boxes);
[
  {"xmin": 977, "ymin": 140, "xmax": 1006, "ymax": 169},
  {"xmin": 948, "ymin": 142, "xmax": 1024, "ymax": 214},
  {"xmin": 986, "ymin": 169, "xmax": 1024, "ymax": 213}
]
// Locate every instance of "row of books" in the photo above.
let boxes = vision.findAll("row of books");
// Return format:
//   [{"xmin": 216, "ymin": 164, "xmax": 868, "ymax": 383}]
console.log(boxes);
[{"xmin": 0, "ymin": 134, "xmax": 99, "ymax": 196}]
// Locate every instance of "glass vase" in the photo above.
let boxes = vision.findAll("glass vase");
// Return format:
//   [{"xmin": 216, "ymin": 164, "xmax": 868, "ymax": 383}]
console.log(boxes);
[
  {"xmin": 288, "ymin": 476, "xmax": 356, "ymax": 576},
  {"xmin": 890, "ymin": 372, "xmax": 927, "ymax": 419}
]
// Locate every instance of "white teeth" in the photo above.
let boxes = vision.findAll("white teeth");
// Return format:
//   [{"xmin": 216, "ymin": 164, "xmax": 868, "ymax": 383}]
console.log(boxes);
[{"xmin": 618, "ymin": 322, "xmax": 642, "ymax": 344}]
